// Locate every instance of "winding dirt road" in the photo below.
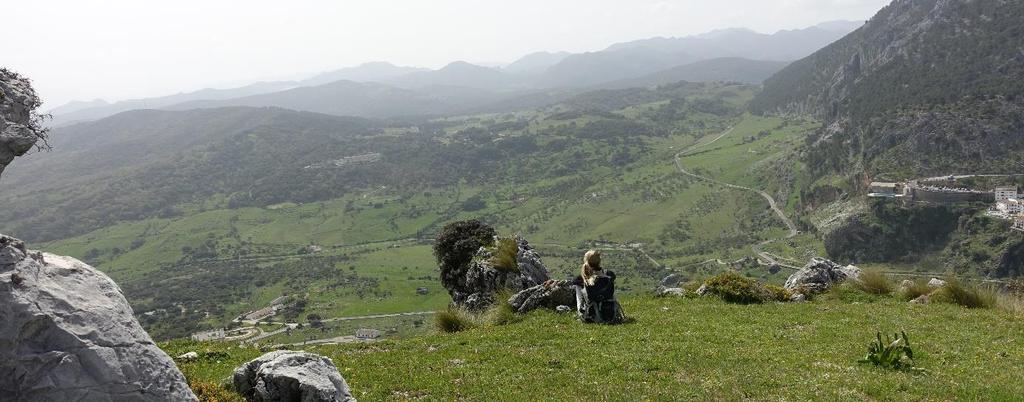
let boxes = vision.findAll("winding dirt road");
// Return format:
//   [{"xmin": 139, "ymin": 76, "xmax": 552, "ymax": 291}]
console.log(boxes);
[{"xmin": 672, "ymin": 126, "xmax": 800, "ymax": 269}]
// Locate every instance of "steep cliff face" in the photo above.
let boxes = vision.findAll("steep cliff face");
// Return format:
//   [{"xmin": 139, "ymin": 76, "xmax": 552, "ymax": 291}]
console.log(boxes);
[
  {"xmin": 752, "ymin": 0, "xmax": 1024, "ymax": 179},
  {"xmin": 0, "ymin": 68, "xmax": 47, "ymax": 177}
]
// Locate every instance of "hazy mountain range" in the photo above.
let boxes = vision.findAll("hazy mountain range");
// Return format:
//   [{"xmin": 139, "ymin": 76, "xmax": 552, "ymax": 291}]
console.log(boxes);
[{"xmin": 47, "ymin": 20, "xmax": 863, "ymax": 126}]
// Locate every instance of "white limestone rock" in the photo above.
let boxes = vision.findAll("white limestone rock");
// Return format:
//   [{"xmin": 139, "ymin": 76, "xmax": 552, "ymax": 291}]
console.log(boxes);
[
  {"xmin": 784, "ymin": 258, "xmax": 861, "ymax": 294},
  {"xmin": 233, "ymin": 350, "xmax": 355, "ymax": 402},
  {"xmin": 0, "ymin": 234, "xmax": 197, "ymax": 401}
]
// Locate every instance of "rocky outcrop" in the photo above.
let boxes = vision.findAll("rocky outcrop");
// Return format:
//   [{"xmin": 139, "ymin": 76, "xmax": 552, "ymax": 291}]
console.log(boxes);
[
  {"xmin": 445, "ymin": 236, "xmax": 551, "ymax": 311},
  {"xmin": 233, "ymin": 350, "xmax": 355, "ymax": 402},
  {"xmin": 784, "ymin": 257, "xmax": 861, "ymax": 294},
  {"xmin": 0, "ymin": 69, "xmax": 46, "ymax": 177},
  {"xmin": 0, "ymin": 234, "xmax": 196, "ymax": 401},
  {"xmin": 508, "ymin": 282, "xmax": 575, "ymax": 314},
  {"xmin": 659, "ymin": 273, "xmax": 683, "ymax": 288}
]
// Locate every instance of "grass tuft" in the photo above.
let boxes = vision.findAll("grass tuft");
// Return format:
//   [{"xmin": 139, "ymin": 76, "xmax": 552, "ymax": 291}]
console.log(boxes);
[
  {"xmin": 821, "ymin": 282, "xmax": 885, "ymax": 303},
  {"xmin": 898, "ymin": 279, "xmax": 933, "ymax": 301},
  {"xmin": 435, "ymin": 308, "xmax": 478, "ymax": 333},
  {"xmin": 930, "ymin": 277, "xmax": 996, "ymax": 309},
  {"xmin": 854, "ymin": 269, "xmax": 893, "ymax": 295},
  {"xmin": 481, "ymin": 301, "xmax": 522, "ymax": 326},
  {"xmin": 489, "ymin": 237, "xmax": 519, "ymax": 272}
]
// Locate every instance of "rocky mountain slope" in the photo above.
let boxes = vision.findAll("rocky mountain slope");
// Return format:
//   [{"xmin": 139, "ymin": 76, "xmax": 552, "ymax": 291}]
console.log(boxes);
[
  {"xmin": 598, "ymin": 57, "xmax": 790, "ymax": 89},
  {"xmin": 752, "ymin": 0, "xmax": 1024, "ymax": 180},
  {"xmin": 751, "ymin": 0, "xmax": 1024, "ymax": 273}
]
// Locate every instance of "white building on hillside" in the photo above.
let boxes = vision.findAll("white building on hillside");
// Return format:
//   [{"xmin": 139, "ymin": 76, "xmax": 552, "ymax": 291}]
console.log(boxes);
[
  {"xmin": 1014, "ymin": 216, "xmax": 1024, "ymax": 232},
  {"xmin": 995, "ymin": 186, "xmax": 1019, "ymax": 202},
  {"xmin": 997, "ymin": 198, "xmax": 1024, "ymax": 215}
]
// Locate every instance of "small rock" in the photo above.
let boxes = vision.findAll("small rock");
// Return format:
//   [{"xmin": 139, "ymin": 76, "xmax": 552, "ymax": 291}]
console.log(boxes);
[
  {"xmin": 911, "ymin": 294, "xmax": 930, "ymax": 304},
  {"xmin": 897, "ymin": 279, "xmax": 914, "ymax": 293},
  {"xmin": 928, "ymin": 278, "xmax": 947, "ymax": 289},
  {"xmin": 448, "ymin": 359, "xmax": 466, "ymax": 366},
  {"xmin": 696, "ymin": 284, "xmax": 709, "ymax": 296},
  {"xmin": 555, "ymin": 305, "xmax": 572, "ymax": 313},
  {"xmin": 656, "ymin": 287, "xmax": 686, "ymax": 297},
  {"xmin": 427, "ymin": 346, "xmax": 438, "ymax": 353},
  {"xmin": 177, "ymin": 351, "xmax": 199, "ymax": 361},
  {"xmin": 790, "ymin": 293, "xmax": 807, "ymax": 302}
]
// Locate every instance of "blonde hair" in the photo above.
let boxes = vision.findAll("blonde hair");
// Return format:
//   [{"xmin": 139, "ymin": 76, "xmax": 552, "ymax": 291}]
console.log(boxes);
[{"xmin": 581, "ymin": 250, "xmax": 602, "ymax": 286}]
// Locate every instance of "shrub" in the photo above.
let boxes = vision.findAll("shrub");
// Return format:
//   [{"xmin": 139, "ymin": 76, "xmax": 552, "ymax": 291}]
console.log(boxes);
[
  {"xmin": 859, "ymin": 331, "xmax": 915, "ymax": 370},
  {"xmin": 930, "ymin": 277, "xmax": 996, "ymax": 309},
  {"xmin": 702, "ymin": 271, "xmax": 771, "ymax": 304},
  {"xmin": 854, "ymin": 269, "xmax": 893, "ymax": 295},
  {"xmin": 435, "ymin": 308, "xmax": 478, "ymax": 333},
  {"xmin": 434, "ymin": 220, "xmax": 496, "ymax": 288},
  {"xmin": 898, "ymin": 279, "xmax": 933, "ymax": 301},
  {"xmin": 764, "ymin": 284, "xmax": 792, "ymax": 302},
  {"xmin": 489, "ymin": 237, "xmax": 519, "ymax": 272}
]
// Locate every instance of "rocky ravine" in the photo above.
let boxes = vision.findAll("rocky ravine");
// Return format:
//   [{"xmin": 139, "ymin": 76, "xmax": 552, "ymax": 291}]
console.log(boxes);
[{"xmin": 0, "ymin": 234, "xmax": 197, "ymax": 400}]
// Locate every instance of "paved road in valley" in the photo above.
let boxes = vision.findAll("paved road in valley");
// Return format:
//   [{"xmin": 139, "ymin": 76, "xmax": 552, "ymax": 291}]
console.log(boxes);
[{"xmin": 672, "ymin": 126, "xmax": 801, "ymax": 269}]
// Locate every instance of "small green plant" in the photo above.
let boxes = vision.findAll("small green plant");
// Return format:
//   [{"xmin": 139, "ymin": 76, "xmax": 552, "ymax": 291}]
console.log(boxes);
[
  {"xmin": 931, "ymin": 277, "xmax": 995, "ymax": 309},
  {"xmin": 859, "ymin": 331, "xmax": 914, "ymax": 370},
  {"xmin": 854, "ymin": 269, "xmax": 893, "ymax": 295},
  {"xmin": 489, "ymin": 237, "xmax": 519, "ymax": 272},
  {"xmin": 702, "ymin": 271, "xmax": 771, "ymax": 304},
  {"xmin": 435, "ymin": 308, "xmax": 478, "ymax": 333}
]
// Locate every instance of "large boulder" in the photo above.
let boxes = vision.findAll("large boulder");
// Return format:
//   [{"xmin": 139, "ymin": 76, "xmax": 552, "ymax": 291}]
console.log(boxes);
[
  {"xmin": 508, "ymin": 282, "xmax": 575, "ymax": 314},
  {"xmin": 784, "ymin": 257, "xmax": 861, "ymax": 294},
  {"xmin": 1, "ymin": 69, "xmax": 46, "ymax": 177},
  {"xmin": 446, "ymin": 236, "xmax": 551, "ymax": 311},
  {"xmin": 233, "ymin": 350, "xmax": 355, "ymax": 402},
  {"xmin": 0, "ymin": 234, "xmax": 197, "ymax": 401}
]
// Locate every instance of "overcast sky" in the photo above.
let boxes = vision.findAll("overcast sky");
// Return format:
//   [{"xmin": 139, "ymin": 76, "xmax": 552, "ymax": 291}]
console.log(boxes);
[{"xmin": 8, "ymin": 0, "xmax": 890, "ymax": 109}]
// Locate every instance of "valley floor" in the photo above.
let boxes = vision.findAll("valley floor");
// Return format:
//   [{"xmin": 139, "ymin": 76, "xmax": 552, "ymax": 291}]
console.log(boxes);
[{"xmin": 165, "ymin": 296, "xmax": 1024, "ymax": 401}]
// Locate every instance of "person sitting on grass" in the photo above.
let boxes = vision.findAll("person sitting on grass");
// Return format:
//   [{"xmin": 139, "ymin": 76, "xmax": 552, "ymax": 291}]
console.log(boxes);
[{"xmin": 551, "ymin": 250, "xmax": 625, "ymax": 324}]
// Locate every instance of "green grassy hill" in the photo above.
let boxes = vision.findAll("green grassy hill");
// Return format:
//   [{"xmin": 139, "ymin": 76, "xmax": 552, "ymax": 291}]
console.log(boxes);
[{"xmin": 164, "ymin": 295, "xmax": 1024, "ymax": 400}]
